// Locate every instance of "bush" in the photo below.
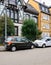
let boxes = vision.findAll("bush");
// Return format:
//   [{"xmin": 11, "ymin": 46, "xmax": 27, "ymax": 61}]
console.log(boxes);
[
  {"xmin": 0, "ymin": 16, "xmax": 15, "ymax": 36},
  {"xmin": 22, "ymin": 19, "xmax": 42, "ymax": 41}
]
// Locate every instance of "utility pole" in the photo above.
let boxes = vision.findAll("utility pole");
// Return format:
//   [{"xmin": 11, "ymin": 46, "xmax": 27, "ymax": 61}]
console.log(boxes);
[
  {"xmin": 0, "ymin": 0, "xmax": 7, "ymax": 40},
  {"xmin": 4, "ymin": 0, "xmax": 7, "ymax": 40},
  {"xmin": 5, "ymin": 4, "xmax": 7, "ymax": 40}
]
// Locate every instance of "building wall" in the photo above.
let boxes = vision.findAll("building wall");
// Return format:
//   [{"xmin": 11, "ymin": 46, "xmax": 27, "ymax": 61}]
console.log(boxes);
[
  {"xmin": 0, "ymin": 0, "xmax": 51, "ymax": 38},
  {"xmin": 14, "ymin": 23, "xmax": 22, "ymax": 36},
  {"xmin": 29, "ymin": 0, "xmax": 51, "ymax": 38},
  {"xmin": 49, "ymin": 8, "xmax": 51, "ymax": 14},
  {"xmin": 40, "ymin": 13, "xmax": 50, "ymax": 37},
  {"xmin": 49, "ymin": 8, "xmax": 51, "ymax": 34}
]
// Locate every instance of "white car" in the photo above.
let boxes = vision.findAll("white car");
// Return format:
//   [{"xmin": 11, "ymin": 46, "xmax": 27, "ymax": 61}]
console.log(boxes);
[{"xmin": 33, "ymin": 37, "xmax": 51, "ymax": 48}]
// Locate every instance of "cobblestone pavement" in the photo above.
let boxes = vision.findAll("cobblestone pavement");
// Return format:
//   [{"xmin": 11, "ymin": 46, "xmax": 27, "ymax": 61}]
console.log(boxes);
[{"xmin": 0, "ymin": 46, "xmax": 51, "ymax": 65}]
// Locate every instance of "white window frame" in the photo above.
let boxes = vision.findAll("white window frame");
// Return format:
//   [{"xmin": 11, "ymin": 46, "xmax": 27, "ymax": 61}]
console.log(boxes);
[
  {"xmin": 42, "ymin": 24, "xmax": 50, "ymax": 29},
  {"xmin": 42, "ymin": 32, "xmax": 50, "ymax": 38},
  {"xmin": 42, "ymin": 14, "xmax": 49, "ymax": 21}
]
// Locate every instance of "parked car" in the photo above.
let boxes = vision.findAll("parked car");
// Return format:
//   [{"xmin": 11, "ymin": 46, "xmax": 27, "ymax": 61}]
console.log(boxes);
[
  {"xmin": 4, "ymin": 36, "xmax": 35, "ymax": 51},
  {"xmin": 33, "ymin": 37, "xmax": 51, "ymax": 48}
]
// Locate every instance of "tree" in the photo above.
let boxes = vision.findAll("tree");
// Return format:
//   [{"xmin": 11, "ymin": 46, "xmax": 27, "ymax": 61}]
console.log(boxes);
[
  {"xmin": 22, "ymin": 19, "xmax": 42, "ymax": 41},
  {"xmin": 0, "ymin": 16, "xmax": 15, "ymax": 36}
]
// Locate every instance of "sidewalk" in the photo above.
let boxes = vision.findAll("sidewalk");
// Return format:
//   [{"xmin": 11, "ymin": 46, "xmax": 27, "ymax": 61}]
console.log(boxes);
[{"xmin": 0, "ymin": 46, "xmax": 5, "ymax": 51}]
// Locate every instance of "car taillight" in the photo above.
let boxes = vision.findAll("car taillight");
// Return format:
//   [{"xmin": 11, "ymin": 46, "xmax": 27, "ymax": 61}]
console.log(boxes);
[{"xmin": 8, "ymin": 42, "xmax": 12, "ymax": 45}]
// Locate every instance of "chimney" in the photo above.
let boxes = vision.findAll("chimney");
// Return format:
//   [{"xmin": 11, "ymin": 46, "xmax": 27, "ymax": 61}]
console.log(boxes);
[{"xmin": 43, "ymin": 2, "xmax": 45, "ymax": 5}]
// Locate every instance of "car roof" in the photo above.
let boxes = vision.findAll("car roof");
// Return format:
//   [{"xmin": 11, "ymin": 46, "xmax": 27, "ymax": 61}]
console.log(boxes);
[{"xmin": 7, "ymin": 36, "xmax": 26, "ymax": 39}]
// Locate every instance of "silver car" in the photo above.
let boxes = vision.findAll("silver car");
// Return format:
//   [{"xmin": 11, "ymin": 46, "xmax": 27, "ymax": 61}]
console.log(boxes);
[{"xmin": 33, "ymin": 37, "xmax": 51, "ymax": 48}]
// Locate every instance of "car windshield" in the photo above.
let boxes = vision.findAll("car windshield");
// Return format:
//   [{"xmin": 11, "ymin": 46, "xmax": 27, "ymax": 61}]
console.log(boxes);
[{"xmin": 39, "ymin": 37, "xmax": 51, "ymax": 41}]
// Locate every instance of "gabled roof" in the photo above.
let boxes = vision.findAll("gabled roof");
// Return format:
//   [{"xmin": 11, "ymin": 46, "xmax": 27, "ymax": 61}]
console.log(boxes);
[
  {"xmin": 34, "ymin": 1, "xmax": 50, "ymax": 15},
  {"xmin": 20, "ymin": 0, "xmax": 38, "ymax": 15},
  {"xmin": 35, "ymin": 1, "xmax": 49, "ymax": 8},
  {"xmin": 39, "ymin": 4, "xmax": 50, "ymax": 15},
  {"xmin": 22, "ymin": 4, "xmax": 39, "ymax": 15},
  {"xmin": 39, "ymin": 3, "xmax": 50, "ymax": 13}
]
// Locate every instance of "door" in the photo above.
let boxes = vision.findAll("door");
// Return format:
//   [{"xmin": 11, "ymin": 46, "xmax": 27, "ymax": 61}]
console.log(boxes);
[{"xmin": 20, "ymin": 38, "xmax": 27, "ymax": 48}]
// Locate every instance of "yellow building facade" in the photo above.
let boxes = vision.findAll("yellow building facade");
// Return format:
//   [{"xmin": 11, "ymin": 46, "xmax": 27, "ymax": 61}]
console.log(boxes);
[{"xmin": 28, "ymin": 0, "xmax": 51, "ymax": 38}]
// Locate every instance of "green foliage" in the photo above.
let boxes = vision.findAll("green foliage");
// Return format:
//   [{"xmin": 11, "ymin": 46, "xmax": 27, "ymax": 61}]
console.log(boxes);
[
  {"xmin": 22, "ymin": 19, "xmax": 42, "ymax": 41},
  {"xmin": 36, "ymin": 29, "xmax": 42, "ymax": 39},
  {"xmin": 0, "ymin": 16, "xmax": 15, "ymax": 36}
]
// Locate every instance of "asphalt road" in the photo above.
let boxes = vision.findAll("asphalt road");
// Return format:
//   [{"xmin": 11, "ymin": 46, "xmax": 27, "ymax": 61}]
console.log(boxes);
[{"xmin": 0, "ymin": 46, "xmax": 51, "ymax": 65}]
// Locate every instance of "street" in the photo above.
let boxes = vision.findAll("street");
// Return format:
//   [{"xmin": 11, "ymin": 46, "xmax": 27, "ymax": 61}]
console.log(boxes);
[{"xmin": 0, "ymin": 46, "xmax": 51, "ymax": 65}]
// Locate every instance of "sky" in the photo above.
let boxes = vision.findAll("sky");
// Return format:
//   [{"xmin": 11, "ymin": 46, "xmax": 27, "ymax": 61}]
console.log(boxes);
[{"xmin": 35, "ymin": 0, "xmax": 51, "ymax": 6}]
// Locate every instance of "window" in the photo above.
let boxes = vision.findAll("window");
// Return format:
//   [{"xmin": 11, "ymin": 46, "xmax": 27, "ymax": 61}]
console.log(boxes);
[
  {"xmin": 21, "ymin": 38, "xmax": 26, "ymax": 42},
  {"xmin": 42, "ymin": 14, "xmax": 49, "ymax": 21},
  {"xmin": 42, "ymin": 32, "xmax": 50, "ymax": 38},
  {"xmin": 42, "ymin": 6, "xmax": 45, "ymax": 11},
  {"xmin": 42, "ymin": 24, "xmax": 50, "ymax": 29},
  {"xmin": 19, "ymin": 10, "xmax": 23, "ymax": 20},
  {"xmin": 0, "ymin": 5, "xmax": 4, "ymax": 15},
  {"xmin": 30, "ymin": 14, "xmax": 38, "ymax": 23},
  {"xmin": 15, "ymin": 11, "xmax": 17, "ymax": 19},
  {"xmin": 17, "ymin": 38, "xmax": 21, "ymax": 42},
  {"xmin": 18, "ymin": 1, "xmax": 21, "ymax": 5},
  {"xmin": 26, "ymin": 14, "xmax": 30, "ymax": 19},
  {"xmin": 7, "ymin": 9, "xmax": 9, "ymax": 17},
  {"xmin": 23, "ymin": 12, "xmax": 30, "ymax": 20},
  {"xmin": 15, "ymin": 20, "xmax": 17, "ymax": 23},
  {"xmin": 46, "ymin": 8, "xmax": 48, "ymax": 13},
  {"xmin": 4, "ymin": 0, "xmax": 8, "ymax": 5},
  {"xmin": 15, "ymin": 26, "xmax": 18, "ymax": 36},
  {"xmin": 11, "ymin": 10, "xmax": 14, "ymax": 18},
  {"xmin": 46, "ymin": 39, "xmax": 51, "ymax": 41},
  {"xmin": 9, "ymin": 0, "xmax": 16, "ymax": 5},
  {"xmin": 32, "ymin": 16, "xmax": 37, "ymax": 23}
]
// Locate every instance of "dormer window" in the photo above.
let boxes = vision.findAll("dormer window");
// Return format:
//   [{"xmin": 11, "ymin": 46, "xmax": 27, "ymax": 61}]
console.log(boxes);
[
  {"xmin": 46, "ymin": 8, "xmax": 48, "ymax": 13},
  {"xmin": 42, "ymin": 6, "xmax": 44, "ymax": 11},
  {"xmin": 18, "ymin": 1, "xmax": 21, "ymax": 5},
  {"xmin": 9, "ymin": 0, "xmax": 16, "ymax": 5}
]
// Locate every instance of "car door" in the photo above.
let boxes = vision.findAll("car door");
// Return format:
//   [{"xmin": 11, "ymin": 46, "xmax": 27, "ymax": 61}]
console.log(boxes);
[
  {"xmin": 11, "ymin": 37, "xmax": 21, "ymax": 48},
  {"xmin": 46, "ymin": 38, "xmax": 51, "ymax": 46},
  {"xmin": 16, "ymin": 37, "xmax": 25, "ymax": 49},
  {"xmin": 20, "ymin": 38, "xmax": 28, "ymax": 48},
  {"xmin": 21, "ymin": 38, "xmax": 31, "ymax": 48}
]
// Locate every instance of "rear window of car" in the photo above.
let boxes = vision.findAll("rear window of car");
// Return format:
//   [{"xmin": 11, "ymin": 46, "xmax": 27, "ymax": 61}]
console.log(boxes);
[{"xmin": 6, "ymin": 37, "xmax": 13, "ymax": 41}]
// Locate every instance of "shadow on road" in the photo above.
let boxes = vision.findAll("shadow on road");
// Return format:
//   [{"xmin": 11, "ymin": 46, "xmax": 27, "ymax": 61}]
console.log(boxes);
[
  {"xmin": 0, "ymin": 48, "xmax": 35, "ymax": 52},
  {"xmin": 0, "ymin": 50, "xmax": 7, "ymax": 52}
]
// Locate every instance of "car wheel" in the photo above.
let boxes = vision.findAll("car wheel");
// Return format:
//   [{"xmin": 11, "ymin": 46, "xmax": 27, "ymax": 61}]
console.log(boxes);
[
  {"xmin": 11, "ymin": 46, "xmax": 16, "ymax": 52},
  {"xmin": 42, "ymin": 44, "xmax": 46, "ymax": 48},
  {"xmin": 31, "ymin": 45, "xmax": 34, "ymax": 49}
]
